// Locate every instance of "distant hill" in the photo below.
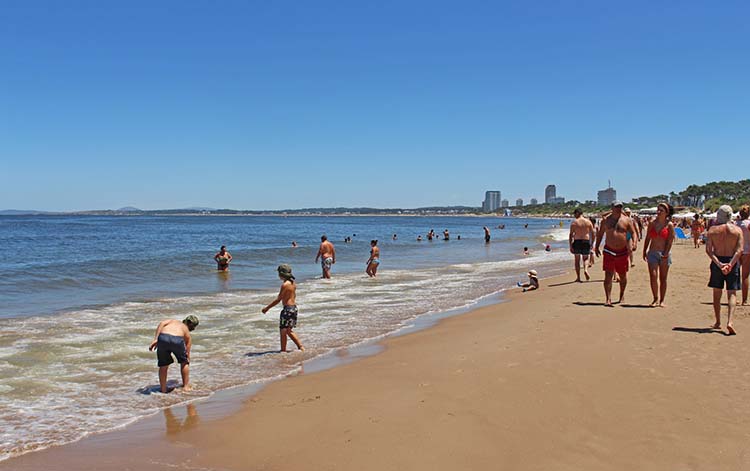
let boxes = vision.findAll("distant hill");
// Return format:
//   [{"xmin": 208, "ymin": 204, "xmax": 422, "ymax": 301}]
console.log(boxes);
[
  {"xmin": 0, "ymin": 209, "xmax": 57, "ymax": 215},
  {"xmin": 116, "ymin": 207, "xmax": 142, "ymax": 212}
]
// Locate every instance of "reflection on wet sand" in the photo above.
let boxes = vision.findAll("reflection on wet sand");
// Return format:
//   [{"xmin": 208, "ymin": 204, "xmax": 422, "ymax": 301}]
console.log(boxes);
[{"xmin": 163, "ymin": 403, "xmax": 200, "ymax": 437}]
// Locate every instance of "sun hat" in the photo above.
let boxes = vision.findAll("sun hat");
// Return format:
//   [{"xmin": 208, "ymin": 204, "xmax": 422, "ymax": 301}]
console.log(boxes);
[
  {"xmin": 716, "ymin": 205, "xmax": 733, "ymax": 224},
  {"xmin": 277, "ymin": 264, "xmax": 295, "ymax": 280},
  {"xmin": 528, "ymin": 270, "xmax": 538, "ymax": 278}
]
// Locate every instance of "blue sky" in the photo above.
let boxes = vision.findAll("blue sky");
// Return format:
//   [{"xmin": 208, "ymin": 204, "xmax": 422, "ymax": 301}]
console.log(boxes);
[{"xmin": 2, "ymin": 1, "xmax": 748, "ymax": 211}]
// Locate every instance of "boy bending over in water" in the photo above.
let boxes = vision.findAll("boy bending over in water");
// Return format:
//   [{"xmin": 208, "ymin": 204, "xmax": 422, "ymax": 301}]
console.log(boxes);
[
  {"xmin": 149, "ymin": 315, "xmax": 199, "ymax": 393},
  {"xmin": 262, "ymin": 264, "xmax": 305, "ymax": 352}
]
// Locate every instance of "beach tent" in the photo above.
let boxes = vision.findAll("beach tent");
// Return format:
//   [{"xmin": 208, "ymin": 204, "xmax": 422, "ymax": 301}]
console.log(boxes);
[
  {"xmin": 674, "ymin": 212, "xmax": 696, "ymax": 219},
  {"xmin": 639, "ymin": 207, "xmax": 658, "ymax": 215}
]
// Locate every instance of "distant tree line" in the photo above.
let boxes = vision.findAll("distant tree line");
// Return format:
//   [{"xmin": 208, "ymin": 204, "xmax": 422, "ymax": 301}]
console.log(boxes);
[{"xmin": 632, "ymin": 179, "xmax": 750, "ymax": 211}]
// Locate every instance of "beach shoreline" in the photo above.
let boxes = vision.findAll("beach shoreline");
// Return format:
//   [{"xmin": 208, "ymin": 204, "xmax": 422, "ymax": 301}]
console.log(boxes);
[{"xmin": 5, "ymin": 243, "xmax": 750, "ymax": 470}]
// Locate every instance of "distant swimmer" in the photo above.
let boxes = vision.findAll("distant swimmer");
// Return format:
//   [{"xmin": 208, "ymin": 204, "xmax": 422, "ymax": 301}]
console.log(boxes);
[
  {"xmin": 417, "ymin": 235, "xmax": 423, "ymax": 242},
  {"xmin": 427, "ymin": 229, "xmax": 435, "ymax": 241},
  {"xmin": 148, "ymin": 315, "xmax": 199, "ymax": 393},
  {"xmin": 483, "ymin": 226, "xmax": 491, "ymax": 243},
  {"xmin": 524, "ymin": 224, "xmax": 528, "ymax": 229},
  {"xmin": 392, "ymin": 234, "xmax": 397, "ymax": 241},
  {"xmin": 366, "ymin": 240, "xmax": 380, "ymax": 277},
  {"xmin": 545, "ymin": 244, "xmax": 551, "ymax": 252},
  {"xmin": 497, "ymin": 224, "xmax": 505, "ymax": 230},
  {"xmin": 315, "ymin": 235, "xmax": 336, "ymax": 279},
  {"xmin": 457, "ymin": 235, "xmax": 461, "ymax": 240},
  {"xmin": 706, "ymin": 205, "xmax": 743, "ymax": 335},
  {"xmin": 523, "ymin": 246, "xmax": 530, "ymax": 256},
  {"xmin": 517, "ymin": 270, "xmax": 539, "ymax": 292},
  {"xmin": 594, "ymin": 200, "xmax": 637, "ymax": 306},
  {"xmin": 569, "ymin": 208, "xmax": 595, "ymax": 282},
  {"xmin": 443, "ymin": 229, "xmax": 450, "ymax": 241},
  {"xmin": 262, "ymin": 265, "xmax": 304, "ymax": 351},
  {"xmin": 214, "ymin": 246, "xmax": 232, "ymax": 271},
  {"xmin": 291, "ymin": 241, "xmax": 298, "ymax": 248}
]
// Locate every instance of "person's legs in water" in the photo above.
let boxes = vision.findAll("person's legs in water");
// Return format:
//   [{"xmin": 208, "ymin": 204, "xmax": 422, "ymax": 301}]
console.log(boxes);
[
  {"xmin": 280, "ymin": 327, "xmax": 303, "ymax": 351},
  {"xmin": 180, "ymin": 362, "xmax": 191, "ymax": 391},
  {"xmin": 159, "ymin": 365, "xmax": 169, "ymax": 393}
]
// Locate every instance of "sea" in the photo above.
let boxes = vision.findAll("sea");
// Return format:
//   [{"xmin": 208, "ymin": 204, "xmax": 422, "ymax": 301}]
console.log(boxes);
[{"xmin": 0, "ymin": 215, "xmax": 571, "ymax": 461}]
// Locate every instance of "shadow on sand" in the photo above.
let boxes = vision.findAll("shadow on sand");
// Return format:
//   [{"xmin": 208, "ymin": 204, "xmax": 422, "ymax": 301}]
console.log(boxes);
[
  {"xmin": 137, "ymin": 380, "xmax": 181, "ymax": 395},
  {"xmin": 672, "ymin": 327, "xmax": 730, "ymax": 336},
  {"xmin": 573, "ymin": 301, "xmax": 612, "ymax": 307}
]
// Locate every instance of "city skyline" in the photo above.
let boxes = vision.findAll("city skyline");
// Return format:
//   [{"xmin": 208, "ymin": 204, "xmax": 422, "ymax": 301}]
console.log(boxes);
[{"xmin": 2, "ymin": 2, "xmax": 748, "ymax": 211}]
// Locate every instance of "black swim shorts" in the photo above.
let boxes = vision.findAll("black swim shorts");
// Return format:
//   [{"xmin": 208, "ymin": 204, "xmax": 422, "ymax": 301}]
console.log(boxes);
[
  {"xmin": 708, "ymin": 256, "xmax": 741, "ymax": 291},
  {"xmin": 280, "ymin": 305, "xmax": 298, "ymax": 329},
  {"xmin": 572, "ymin": 239, "xmax": 591, "ymax": 255},
  {"xmin": 156, "ymin": 333, "xmax": 189, "ymax": 367}
]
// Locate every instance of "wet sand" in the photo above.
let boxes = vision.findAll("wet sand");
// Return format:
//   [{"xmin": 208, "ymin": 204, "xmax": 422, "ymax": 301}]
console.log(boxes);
[{"xmin": 6, "ymin": 242, "xmax": 750, "ymax": 470}]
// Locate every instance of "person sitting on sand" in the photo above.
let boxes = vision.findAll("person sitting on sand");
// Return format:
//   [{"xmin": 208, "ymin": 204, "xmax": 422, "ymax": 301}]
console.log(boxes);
[
  {"xmin": 642, "ymin": 203, "xmax": 675, "ymax": 307},
  {"xmin": 595, "ymin": 200, "xmax": 637, "ymax": 306},
  {"xmin": 148, "ymin": 315, "xmax": 199, "ymax": 393},
  {"xmin": 706, "ymin": 205, "xmax": 744, "ymax": 335},
  {"xmin": 569, "ymin": 208, "xmax": 595, "ymax": 282},
  {"xmin": 214, "ymin": 246, "xmax": 232, "ymax": 271},
  {"xmin": 262, "ymin": 264, "xmax": 305, "ymax": 351},
  {"xmin": 517, "ymin": 270, "xmax": 539, "ymax": 292},
  {"xmin": 366, "ymin": 240, "xmax": 380, "ymax": 277}
]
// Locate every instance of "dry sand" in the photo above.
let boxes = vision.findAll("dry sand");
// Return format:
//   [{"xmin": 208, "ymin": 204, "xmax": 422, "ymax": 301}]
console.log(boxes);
[{"xmin": 6, "ymin": 242, "xmax": 750, "ymax": 471}]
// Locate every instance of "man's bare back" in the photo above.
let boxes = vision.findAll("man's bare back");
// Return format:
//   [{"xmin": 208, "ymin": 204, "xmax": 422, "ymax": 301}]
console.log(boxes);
[
  {"xmin": 318, "ymin": 241, "xmax": 334, "ymax": 259},
  {"xmin": 159, "ymin": 319, "xmax": 190, "ymax": 337},
  {"xmin": 707, "ymin": 223, "xmax": 743, "ymax": 258},
  {"xmin": 571, "ymin": 216, "xmax": 594, "ymax": 240}
]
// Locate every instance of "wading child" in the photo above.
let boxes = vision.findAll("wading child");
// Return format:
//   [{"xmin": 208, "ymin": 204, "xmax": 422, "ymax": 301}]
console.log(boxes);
[
  {"xmin": 148, "ymin": 315, "xmax": 199, "ymax": 393},
  {"xmin": 262, "ymin": 264, "xmax": 305, "ymax": 352}
]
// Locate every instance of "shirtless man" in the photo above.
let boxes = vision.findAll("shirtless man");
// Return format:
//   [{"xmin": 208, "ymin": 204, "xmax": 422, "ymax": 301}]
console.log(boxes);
[
  {"xmin": 569, "ymin": 208, "xmax": 595, "ymax": 282},
  {"xmin": 315, "ymin": 235, "xmax": 336, "ymax": 279},
  {"xmin": 214, "ymin": 246, "xmax": 232, "ymax": 271},
  {"xmin": 483, "ymin": 226, "xmax": 491, "ymax": 243},
  {"xmin": 706, "ymin": 205, "xmax": 744, "ymax": 335},
  {"xmin": 148, "ymin": 316, "xmax": 199, "ymax": 393},
  {"xmin": 262, "ymin": 264, "xmax": 304, "ymax": 351},
  {"xmin": 595, "ymin": 201, "xmax": 637, "ymax": 306}
]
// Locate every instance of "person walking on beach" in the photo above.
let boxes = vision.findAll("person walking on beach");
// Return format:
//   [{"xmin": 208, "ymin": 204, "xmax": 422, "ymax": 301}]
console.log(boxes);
[
  {"xmin": 691, "ymin": 217, "xmax": 704, "ymax": 248},
  {"xmin": 262, "ymin": 264, "xmax": 304, "ymax": 351},
  {"xmin": 483, "ymin": 226, "xmax": 491, "ymax": 243},
  {"xmin": 624, "ymin": 208, "xmax": 640, "ymax": 268},
  {"xmin": 706, "ymin": 205, "xmax": 744, "ymax": 334},
  {"xmin": 214, "ymin": 246, "xmax": 232, "ymax": 271},
  {"xmin": 366, "ymin": 240, "xmax": 380, "ymax": 277},
  {"xmin": 148, "ymin": 315, "xmax": 199, "ymax": 393},
  {"xmin": 569, "ymin": 208, "xmax": 595, "ymax": 282},
  {"xmin": 315, "ymin": 235, "xmax": 336, "ymax": 279},
  {"xmin": 595, "ymin": 200, "xmax": 637, "ymax": 306},
  {"xmin": 642, "ymin": 203, "xmax": 675, "ymax": 307},
  {"xmin": 736, "ymin": 205, "xmax": 750, "ymax": 306}
]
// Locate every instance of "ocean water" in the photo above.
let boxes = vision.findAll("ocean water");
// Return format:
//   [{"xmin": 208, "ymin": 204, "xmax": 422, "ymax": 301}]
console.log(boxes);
[{"xmin": 0, "ymin": 215, "xmax": 571, "ymax": 461}]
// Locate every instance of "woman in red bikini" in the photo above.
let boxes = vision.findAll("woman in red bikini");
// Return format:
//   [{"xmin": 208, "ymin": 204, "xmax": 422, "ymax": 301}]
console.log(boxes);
[{"xmin": 642, "ymin": 203, "xmax": 675, "ymax": 307}]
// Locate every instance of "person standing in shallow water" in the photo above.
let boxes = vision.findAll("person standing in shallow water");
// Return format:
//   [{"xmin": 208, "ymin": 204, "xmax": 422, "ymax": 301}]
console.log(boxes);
[
  {"xmin": 483, "ymin": 226, "xmax": 491, "ymax": 243},
  {"xmin": 366, "ymin": 240, "xmax": 380, "ymax": 277},
  {"xmin": 262, "ymin": 265, "xmax": 304, "ymax": 351},
  {"xmin": 214, "ymin": 246, "xmax": 232, "ymax": 271},
  {"xmin": 642, "ymin": 203, "xmax": 675, "ymax": 307},
  {"xmin": 315, "ymin": 235, "xmax": 336, "ymax": 279},
  {"xmin": 149, "ymin": 315, "xmax": 199, "ymax": 393},
  {"xmin": 706, "ymin": 205, "xmax": 743, "ymax": 335}
]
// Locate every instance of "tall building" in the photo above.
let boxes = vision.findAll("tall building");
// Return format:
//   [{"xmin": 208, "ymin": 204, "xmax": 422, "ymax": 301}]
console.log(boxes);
[
  {"xmin": 545, "ymin": 185, "xmax": 557, "ymax": 203},
  {"xmin": 530, "ymin": 198, "xmax": 538, "ymax": 205},
  {"xmin": 597, "ymin": 183, "xmax": 617, "ymax": 206},
  {"xmin": 515, "ymin": 198, "xmax": 523, "ymax": 207},
  {"xmin": 482, "ymin": 191, "xmax": 501, "ymax": 212},
  {"xmin": 501, "ymin": 199, "xmax": 509, "ymax": 208}
]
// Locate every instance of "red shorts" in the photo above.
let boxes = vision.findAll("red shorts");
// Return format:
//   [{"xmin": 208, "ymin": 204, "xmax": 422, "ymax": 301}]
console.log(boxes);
[{"xmin": 602, "ymin": 246, "xmax": 629, "ymax": 274}]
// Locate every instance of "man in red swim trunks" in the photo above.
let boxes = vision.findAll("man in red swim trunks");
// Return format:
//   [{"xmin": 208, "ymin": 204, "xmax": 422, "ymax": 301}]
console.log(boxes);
[{"xmin": 595, "ymin": 200, "xmax": 637, "ymax": 306}]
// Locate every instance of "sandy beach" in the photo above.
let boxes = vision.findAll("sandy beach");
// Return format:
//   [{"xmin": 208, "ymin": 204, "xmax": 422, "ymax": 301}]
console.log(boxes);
[{"xmin": 6, "ymin": 242, "xmax": 750, "ymax": 471}]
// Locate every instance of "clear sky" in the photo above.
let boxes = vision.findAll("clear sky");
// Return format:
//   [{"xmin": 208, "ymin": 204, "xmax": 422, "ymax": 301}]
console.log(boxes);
[{"xmin": 2, "ymin": 1, "xmax": 748, "ymax": 211}]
